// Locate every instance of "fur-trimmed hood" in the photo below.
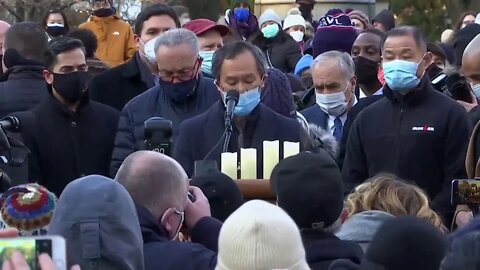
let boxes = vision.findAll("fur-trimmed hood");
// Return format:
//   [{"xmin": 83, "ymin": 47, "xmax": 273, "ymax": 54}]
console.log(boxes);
[{"xmin": 306, "ymin": 124, "xmax": 338, "ymax": 158}]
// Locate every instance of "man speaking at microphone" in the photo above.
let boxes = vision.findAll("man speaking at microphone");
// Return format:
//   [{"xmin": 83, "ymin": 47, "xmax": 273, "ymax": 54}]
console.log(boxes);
[{"xmin": 173, "ymin": 41, "xmax": 304, "ymax": 177}]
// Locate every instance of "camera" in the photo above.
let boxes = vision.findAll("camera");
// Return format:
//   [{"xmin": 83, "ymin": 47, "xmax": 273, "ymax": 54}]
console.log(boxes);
[{"xmin": 144, "ymin": 117, "xmax": 173, "ymax": 156}]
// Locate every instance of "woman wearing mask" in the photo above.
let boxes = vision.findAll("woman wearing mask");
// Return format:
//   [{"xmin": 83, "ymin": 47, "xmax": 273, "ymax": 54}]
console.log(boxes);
[
  {"xmin": 252, "ymin": 9, "xmax": 302, "ymax": 73},
  {"xmin": 221, "ymin": 0, "xmax": 259, "ymax": 43},
  {"xmin": 43, "ymin": 9, "xmax": 69, "ymax": 38},
  {"xmin": 283, "ymin": 14, "xmax": 306, "ymax": 52}
]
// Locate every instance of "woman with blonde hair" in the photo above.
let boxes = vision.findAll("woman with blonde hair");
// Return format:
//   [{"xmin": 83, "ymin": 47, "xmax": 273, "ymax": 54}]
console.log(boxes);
[{"xmin": 336, "ymin": 174, "xmax": 447, "ymax": 252}]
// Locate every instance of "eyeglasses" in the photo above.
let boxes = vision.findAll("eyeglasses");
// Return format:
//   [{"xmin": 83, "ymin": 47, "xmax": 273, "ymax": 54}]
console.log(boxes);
[
  {"xmin": 158, "ymin": 57, "xmax": 202, "ymax": 83},
  {"xmin": 173, "ymin": 209, "xmax": 185, "ymax": 239}
]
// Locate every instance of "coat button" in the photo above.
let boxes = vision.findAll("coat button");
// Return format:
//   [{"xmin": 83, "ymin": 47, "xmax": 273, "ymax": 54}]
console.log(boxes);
[{"xmin": 71, "ymin": 121, "xmax": 77, "ymax": 127}]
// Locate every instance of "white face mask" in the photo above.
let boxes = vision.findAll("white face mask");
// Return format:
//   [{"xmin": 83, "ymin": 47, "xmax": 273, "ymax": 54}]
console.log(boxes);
[
  {"xmin": 289, "ymin": 31, "xmax": 304, "ymax": 42},
  {"xmin": 315, "ymin": 83, "xmax": 352, "ymax": 117},
  {"xmin": 471, "ymin": 83, "xmax": 480, "ymax": 98},
  {"xmin": 141, "ymin": 36, "xmax": 160, "ymax": 65}
]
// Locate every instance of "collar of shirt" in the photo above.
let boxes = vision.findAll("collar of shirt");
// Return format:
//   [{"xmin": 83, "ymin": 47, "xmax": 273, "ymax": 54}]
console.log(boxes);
[
  {"xmin": 327, "ymin": 95, "xmax": 357, "ymax": 130},
  {"xmin": 359, "ymin": 87, "xmax": 383, "ymax": 99}
]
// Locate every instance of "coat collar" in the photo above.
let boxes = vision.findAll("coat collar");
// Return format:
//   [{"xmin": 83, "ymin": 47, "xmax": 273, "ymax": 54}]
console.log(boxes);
[
  {"xmin": 136, "ymin": 204, "xmax": 170, "ymax": 243},
  {"xmin": 383, "ymin": 76, "xmax": 432, "ymax": 108}
]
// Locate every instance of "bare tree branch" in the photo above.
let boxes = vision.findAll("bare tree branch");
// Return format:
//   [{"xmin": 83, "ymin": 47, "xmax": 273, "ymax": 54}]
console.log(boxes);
[{"xmin": 0, "ymin": 0, "xmax": 22, "ymax": 21}]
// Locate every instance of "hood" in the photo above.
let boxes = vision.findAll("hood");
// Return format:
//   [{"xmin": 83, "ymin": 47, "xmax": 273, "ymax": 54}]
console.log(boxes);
[
  {"xmin": 48, "ymin": 175, "xmax": 144, "ymax": 270},
  {"xmin": 336, "ymin": 211, "xmax": 395, "ymax": 245},
  {"xmin": 308, "ymin": 124, "xmax": 338, "ymax": 157}
]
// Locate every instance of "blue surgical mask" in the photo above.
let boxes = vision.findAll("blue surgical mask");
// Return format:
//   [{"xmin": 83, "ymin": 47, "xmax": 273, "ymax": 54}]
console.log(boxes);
[
  {"xmin": 472, "ymin": 83, "xmax": 480, "ymax": 98},
  {"xmin": 261, "ymin": 24, "xmax": 280, "ymax": 39},
  {"xmin": 234, "ymin": 8, "xmax": 250, "ymax": 23},
  {"xmin": 383, "ymin": 59, "xmax": 422, "ymax": 94},
  {"xmin": 199, "ymin": 51, "xmax": 214, "ymax": 75},
  {"xmin": 222, "ymin": 88, "xmax": 261, "ymax": 117}
]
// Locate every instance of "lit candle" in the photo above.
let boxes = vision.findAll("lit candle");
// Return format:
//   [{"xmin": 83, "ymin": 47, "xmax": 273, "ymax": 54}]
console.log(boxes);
[
  {"xmin": 263, "ymin": 140, "xmax": 279, "ymax": 179},
  {"xmin": 221, "ymin": 152, "xmax": 238, "ymax": 179},
  {"xmin": 284, "ymin": 141, "xmax": 300, "ymax": 158},
  {"xmin": 241, "ymin": 148, "xmax": 257, "ymax": 179}
]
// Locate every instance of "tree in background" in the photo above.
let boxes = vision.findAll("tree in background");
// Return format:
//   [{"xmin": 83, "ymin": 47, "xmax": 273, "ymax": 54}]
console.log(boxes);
[{"xmin": 391, "ymin": 0, "xmax": 480, "ymax": 41}]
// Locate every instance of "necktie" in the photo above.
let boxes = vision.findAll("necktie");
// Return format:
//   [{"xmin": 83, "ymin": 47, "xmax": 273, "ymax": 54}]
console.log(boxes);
[{"xmin": 333, "ymin": 117, "xmax": 343, "ymax": 142}]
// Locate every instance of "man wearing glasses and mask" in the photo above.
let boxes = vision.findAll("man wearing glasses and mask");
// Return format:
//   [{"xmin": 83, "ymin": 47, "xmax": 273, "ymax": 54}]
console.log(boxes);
[{"xmin": 110, "ymin": 28, "xmax": 220, "ymax": 176}]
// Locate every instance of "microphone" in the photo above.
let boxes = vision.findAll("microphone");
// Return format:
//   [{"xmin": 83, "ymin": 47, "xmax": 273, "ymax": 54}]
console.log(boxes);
[
  {"xmin": 225, "ymin": 90, "xmax": 239, "ymax": 128},
  {"xmin": 0, "ymin": 116, "xmax": 20, "ymax": 132}
]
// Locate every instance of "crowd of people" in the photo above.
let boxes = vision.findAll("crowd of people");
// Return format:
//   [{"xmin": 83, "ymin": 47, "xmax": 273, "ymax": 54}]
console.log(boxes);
[{"xmin": 0, "ymin": 0, "xmax": 479, "ymax": 269}]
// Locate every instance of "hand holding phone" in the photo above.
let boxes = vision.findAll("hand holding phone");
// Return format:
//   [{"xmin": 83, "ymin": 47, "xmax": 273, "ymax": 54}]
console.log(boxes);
[{"xmin": 184, "ymin": 186, "xmax": 211, "ymax": 229}]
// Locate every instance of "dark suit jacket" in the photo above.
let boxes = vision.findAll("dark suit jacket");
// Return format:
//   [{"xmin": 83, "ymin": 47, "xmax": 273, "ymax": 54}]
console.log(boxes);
[
  {"xmin": 337, "ymin": 95, "xmax": 384, "ymax": 169},
  {"xmin": 301, "ymin": 105, "xmax": 329, "ymax": 130},
  {"xmin": 173, "ymin": 102, "xmax": 303, "ymax": 178},
  {"xmin": 89, "ymin": 52, "xmax": 152, "ymax": 111}
]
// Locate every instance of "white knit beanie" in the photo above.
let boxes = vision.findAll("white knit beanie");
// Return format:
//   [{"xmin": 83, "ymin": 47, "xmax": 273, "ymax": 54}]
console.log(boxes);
[
  {"xmin": 283, "ymin": 14, "xmax": 306, "ymax": 30},
  {"xmin": 259, "ymin": 9, "xmax": 282, "ymax": 28},
  {"xmin": 215, "ymin": 200, "xmax": 310, "ymax": 270}
]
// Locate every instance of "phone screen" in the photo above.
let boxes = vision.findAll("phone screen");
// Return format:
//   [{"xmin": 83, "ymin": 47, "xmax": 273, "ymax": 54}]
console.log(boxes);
[
  {"xmin": 452, "ymin": 179, "xmax": 480, "ymax": 204},
  {"xmin": 0, "ymin": 238, "xmax": 51, "ymax": 269}
]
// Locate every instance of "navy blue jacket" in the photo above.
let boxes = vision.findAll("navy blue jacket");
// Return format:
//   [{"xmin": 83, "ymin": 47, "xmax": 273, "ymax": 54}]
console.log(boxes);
[
  {"xmin": 342, "ymin": 78, "xmax": 471, "ymax": 223},
  {"xmin": 110, "ymin": 74, "xmax": 220, "ymax": 176},
  {"xmin": 138, "ymin": 205, "xmax": 220, "ymax": 270},
  {"xmin": 0, "ymin": 65, "xmax": 48, "ymax": 118},
  {"xmin": 173, "ymin": 102, "xmax": 303, "ymax": 178},
  {"xmin": 301, "ymin": 104, "xmax": 328, "ymax": 130}
]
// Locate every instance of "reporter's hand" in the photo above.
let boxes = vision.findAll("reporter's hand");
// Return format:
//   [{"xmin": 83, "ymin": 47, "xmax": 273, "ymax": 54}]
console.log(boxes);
[
  {"xmin": 456, "ymin": 210, "xmax": 473, "ymax": 227},
  {"xmin": 184, "ymin": 186, "xmax": 211, "ymax": 229},
  {"xmin": 2, "ymin": 252, "xmax": 81, "ymax": 270}
]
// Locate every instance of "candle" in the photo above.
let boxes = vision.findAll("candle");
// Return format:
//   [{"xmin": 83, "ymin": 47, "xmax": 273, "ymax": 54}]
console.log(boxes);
[
  {"xmin": 241, "ymin": 148, "xmax": 257, "ymax": 179},
  {"xmin": 263, "ymin": 140, "xmax": 279, "ymax": 179},
  {"xmin": 221, "ymin": 152, "xmax": 238, "ymax": 179},
  {"xmin": 284, "ymin": 141, "xmax": 300, "ymax": 158}
]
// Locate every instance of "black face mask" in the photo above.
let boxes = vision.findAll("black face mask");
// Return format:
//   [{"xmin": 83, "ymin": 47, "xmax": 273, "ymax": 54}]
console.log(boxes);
[
  {"xmin": 354, "ymin": 56, "xmax": 380, "ymax": 85},
  {"xmin": 46, "ymin": 26, "xmax": 65, "ymax": 37},
  {"xmin": 159, "ymin": 77, "xmax": 198, "ymax": 103},
  {"xmin": 52, "ymin": 71, "xmax": 91, "ymax": 103},
  {"xmin": 94, "ymin": 8, "xmax": 115, "ymax": 17}
]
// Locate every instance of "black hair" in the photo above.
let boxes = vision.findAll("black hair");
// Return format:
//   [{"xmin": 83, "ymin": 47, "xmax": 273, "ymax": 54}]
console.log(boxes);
[
  {"xmin": 67, "ymin": 29, "xmax": 97, "ymax": 59},
  {"xmin": 42, "ymin": 9, "xmax": 70, "ymax": 34},
  {"xmin": 382, "ymin": 26, "xmax": 427, "ymax": 52},
  {"xmin": 427, "ymin": 42, "xmax": 446, "ymax": 63},
  {"xmin": 361, "ymin": 28, "xmax": 386, "ymax": 40},
  {"xmin": 134, "ymin": 4, "xmax": 180, "ymax": 36},
  {"xmin": 4, "ymin": 22, "xmax": 49, "ymax": 62},
  {"xmin": 212, "ymin": 41, "xmax": 268, "ymax": 80},
  {"xmin": 44, "ymin": 36, "xmax": 85, "ymax": 70}
]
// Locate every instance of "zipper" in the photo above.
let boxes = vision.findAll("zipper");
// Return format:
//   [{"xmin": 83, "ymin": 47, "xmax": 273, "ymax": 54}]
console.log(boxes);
[{"xmin": 394, "ymin": 101, "xmax": 405, "ymax": 167}]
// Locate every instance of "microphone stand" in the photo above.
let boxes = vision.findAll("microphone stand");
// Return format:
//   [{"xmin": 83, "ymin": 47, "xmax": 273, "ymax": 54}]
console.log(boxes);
[{"xmin": 223, "ymin": 116, "xmax": 233, "ymax": 153}]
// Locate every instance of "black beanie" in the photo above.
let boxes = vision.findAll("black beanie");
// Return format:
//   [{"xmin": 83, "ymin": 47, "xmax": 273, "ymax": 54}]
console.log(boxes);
[
  {"xmin": 271, "ymin": 151, "xmax": 344, "ymax": 230},
  {"xmin": 372, "ymin": 9, "xmax": 395, "ymax": 31},
  {"xmin": 453, "ymin": 23, "xmax": 480, "ymax": 66},
  {"xmin": 192, "ymin": 169, "xmax": 243, "ymax": 222},
  {"xmin": 360, "ymin": 216, "xmax": 447, "ymax": 270}
]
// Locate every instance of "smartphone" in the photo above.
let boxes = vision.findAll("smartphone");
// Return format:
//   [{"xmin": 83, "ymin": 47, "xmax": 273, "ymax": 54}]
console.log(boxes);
[
  {"xmin": 451, "ymin": 179, "xmax": 480, "ymax": 205},
  {"xmin": 0, "ymin": 236, "xmax": 66, "ymax": 270}
]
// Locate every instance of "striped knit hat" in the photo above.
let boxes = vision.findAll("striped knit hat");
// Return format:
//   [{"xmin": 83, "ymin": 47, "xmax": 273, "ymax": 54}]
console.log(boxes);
[{"xmin": 0, "ymin": 184, "xmax": 57, "ymax": 236}]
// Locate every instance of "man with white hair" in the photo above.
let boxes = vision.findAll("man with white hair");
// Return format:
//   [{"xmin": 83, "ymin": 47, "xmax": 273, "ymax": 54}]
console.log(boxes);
[
  {"xmin": 110, "ymin": 28, "xmax": 220, "ymax": 176},
  {"xmin": 300, "ymin": 51, "xmax": 357, "ymax": 142}
]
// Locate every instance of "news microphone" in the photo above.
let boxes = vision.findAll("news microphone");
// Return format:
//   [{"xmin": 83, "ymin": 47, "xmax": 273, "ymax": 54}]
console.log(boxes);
[
  {"xmin": 0, "ymin": 117, "xmax": 20, "ymax": 132},
  {"xmin": 224, "ymin": 90, "xmax": 239, "ymax": 128}
]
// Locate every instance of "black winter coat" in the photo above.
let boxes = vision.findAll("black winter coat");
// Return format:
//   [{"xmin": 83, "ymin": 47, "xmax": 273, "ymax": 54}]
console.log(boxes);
[
  {"xmin": 14, "ymin": 94, "xmax": 119, "ymax": 196},
  {"xmin": 251, "ymin": 32, "xmax": 302, "ymax": 73},
  {"xmin": 342, "ymin": 78, "xmax": 471, "ymax": 223},
  {"xmin": 302, "ymin": 231, "xmax": 363, "ymax": 270},
  {"xmin": 173, "ymin": 102, "xmax": 303, "ymax": 177},
  {"xmin": 110, "ymin": 74, "xmax": 220, "ymax": 176},
  {"xmin": 0, "ymin": 65, "xmax": 48, "ymax": 118},
  {"xmin": 89, "ymin": 53, "xmax": 153, "ymax": 111},
  {"xmin": 138, "ymin": 205, "xmax": 220, "ymax": 270}
]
